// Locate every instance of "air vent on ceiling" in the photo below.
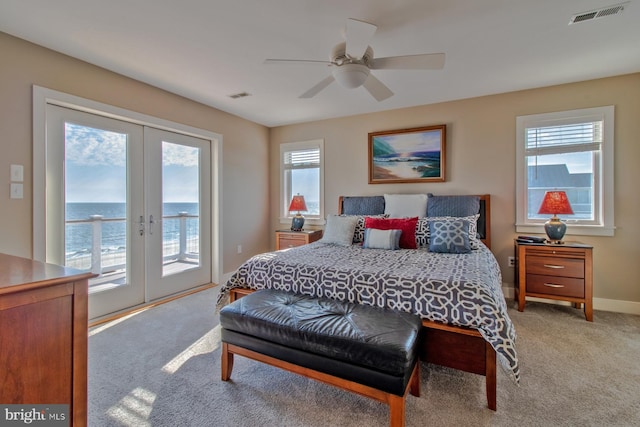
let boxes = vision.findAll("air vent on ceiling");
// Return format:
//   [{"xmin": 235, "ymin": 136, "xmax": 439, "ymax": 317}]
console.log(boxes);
[
  {"xmin": 228, "ymin": 92, "xmax": 251, "ymax": 99},
  {"xmin": 569, "ymin": 2, "xmax": 628, "ymax": 24}
]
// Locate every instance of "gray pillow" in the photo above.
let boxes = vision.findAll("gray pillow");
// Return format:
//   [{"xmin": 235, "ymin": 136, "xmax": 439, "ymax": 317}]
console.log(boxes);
[
  {"xmin": 363, "ymin": 228, "xmax": 402, "ymax": 250},
  {"xmin": 320, "ymin": 215, "xmax": 358, "ymax": 246},
  {"xmin": 427, "ymin": 195, "xmax": 480, "ymax": 217}
]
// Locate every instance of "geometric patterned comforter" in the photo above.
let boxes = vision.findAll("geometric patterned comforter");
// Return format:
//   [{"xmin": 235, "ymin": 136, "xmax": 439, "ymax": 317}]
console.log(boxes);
[{"xmin": 216, "ymin": 242, "xmax": 519, "ymax": 383}]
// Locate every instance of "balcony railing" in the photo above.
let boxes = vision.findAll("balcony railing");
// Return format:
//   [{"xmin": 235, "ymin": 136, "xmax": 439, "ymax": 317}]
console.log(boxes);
[{"xmin": 65, "ymin": 212, "xmax": 199, "ymax": 274}]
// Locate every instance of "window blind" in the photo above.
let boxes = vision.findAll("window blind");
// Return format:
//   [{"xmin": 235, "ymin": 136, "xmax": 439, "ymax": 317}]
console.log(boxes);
[
  {"xmin": 525, "ymin": 122, "xmax": 602, "ymax": 156},
  {"xmin": 284, "ymin": 147, "xmax": 320, "ymax": 166}
]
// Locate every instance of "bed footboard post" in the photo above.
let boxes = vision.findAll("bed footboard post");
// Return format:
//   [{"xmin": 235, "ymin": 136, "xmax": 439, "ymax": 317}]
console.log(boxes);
[{"xmin": 485, "ymin": 342, "xmax": 497, "ymax": 411}]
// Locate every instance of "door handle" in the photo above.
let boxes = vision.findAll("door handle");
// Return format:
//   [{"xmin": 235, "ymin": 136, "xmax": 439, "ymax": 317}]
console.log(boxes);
[{"xmin": 149, "ymin": 214, "xmax": 155, "ymax": 235}]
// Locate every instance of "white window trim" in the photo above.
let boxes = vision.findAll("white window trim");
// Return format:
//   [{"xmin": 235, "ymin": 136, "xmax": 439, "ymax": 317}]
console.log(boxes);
[
  {"xmin": 32, "ymin": 85, "xmax": 224, "ymax": 283},
  {"xmin": 279, "ymin": 139, "xmax": 325, "ymax": 226},
  {"xmin": 515, "ymin": 106, "xmax": 615, "ymax": 237}
]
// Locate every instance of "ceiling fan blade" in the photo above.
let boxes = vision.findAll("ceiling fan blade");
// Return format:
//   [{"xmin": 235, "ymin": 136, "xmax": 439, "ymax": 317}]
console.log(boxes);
[
  {"xmin": 345, "ymin": 18, "xmax": 377, "ymax": 59},
  {"xmin": 264, "ymin": 59, "xmax": 332, "ymax": 65},
  {"xmin": 371, "ymin": 53, "xmax": 445, "ymax": 70},
  {"xmin": 299, "ymin": 76, "xmax": 335, "ymax": 98},
  {"xmin": 362, "ymin": 74, "xmax": 393, "ymax": 102}
]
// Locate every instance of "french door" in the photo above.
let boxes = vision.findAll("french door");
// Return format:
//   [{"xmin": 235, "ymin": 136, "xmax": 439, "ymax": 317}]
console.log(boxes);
[{"xmin": 45, "ymin": 105, "xmax": 211, "ymax": 319}]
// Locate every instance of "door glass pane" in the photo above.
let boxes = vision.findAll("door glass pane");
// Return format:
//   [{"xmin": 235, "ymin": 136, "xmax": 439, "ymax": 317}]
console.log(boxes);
[
  {"xmin": 162, "ymin": 141, "xmax": 200, "ymax": 276},
  {"xmin": 64, "ymin": 123, "xmax": 129, "ymax": 293}
]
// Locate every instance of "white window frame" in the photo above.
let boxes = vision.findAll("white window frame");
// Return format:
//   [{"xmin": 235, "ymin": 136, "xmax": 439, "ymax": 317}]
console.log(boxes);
[
  {"xmin": 516, "ymin": 106, "xmax": 615, "ymax": 237},
  {"xmin": 279, "ymin": 139, "xmax": 324, "ymax": 226}
]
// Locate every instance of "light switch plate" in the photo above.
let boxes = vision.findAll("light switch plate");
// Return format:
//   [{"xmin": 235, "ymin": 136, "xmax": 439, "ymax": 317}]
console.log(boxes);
[
  {"xmin": 11, "ymin": 164, "xmax": 24, "ymax": 182},
  {"xmin": 10, "ymin": 183, "xmax": 23, "ymax": 199}
]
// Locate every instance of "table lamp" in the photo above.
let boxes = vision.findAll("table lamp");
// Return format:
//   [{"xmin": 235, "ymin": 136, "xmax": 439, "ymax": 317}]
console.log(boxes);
[
  {"xmin": 538, "ymin": 190, "xmax": 574, "ymax": 244},
  {"xmin": 288, "ymin": 194, "xmax": 308, "ymax": 231}
]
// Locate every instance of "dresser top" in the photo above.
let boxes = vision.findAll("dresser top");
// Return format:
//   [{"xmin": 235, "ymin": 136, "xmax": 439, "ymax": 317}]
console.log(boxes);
[{"xmin": 0, "ymin": 253, "xmax": 95, "ymax": 294}]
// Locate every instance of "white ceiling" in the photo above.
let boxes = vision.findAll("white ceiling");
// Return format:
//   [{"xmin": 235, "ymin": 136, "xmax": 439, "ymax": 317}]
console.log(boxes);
[{"xmin": 1, "ymin": 0, "xmax": 639, "ymax": 127}]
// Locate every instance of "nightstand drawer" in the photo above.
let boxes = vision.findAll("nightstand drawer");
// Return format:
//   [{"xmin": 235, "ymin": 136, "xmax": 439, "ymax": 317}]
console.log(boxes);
[
  {"xmin": 276, "ymin": 230, "xmax": 322, "ymax": 250},
  {"xmin": 526, "ymin": 274, "xmax": 585, "ymax": 298},
  {"xmin": 279, "ymin": 236, "xmax": 306, "ymax": 248},
  {"xmin": 526, "ymin": 255, "xmax": 584, "ymax": 278}
]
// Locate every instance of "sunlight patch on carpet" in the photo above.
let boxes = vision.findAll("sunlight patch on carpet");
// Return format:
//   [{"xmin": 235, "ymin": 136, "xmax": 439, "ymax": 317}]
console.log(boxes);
[
  {"xmin": 106, "ymin": 387, "xmax": 156, "ymax": 426},
  {"xmin": 89, "ymin": 310, "xmax": 145, "ymax": 337},
  {"xmin": 162, "ymin": 325, "xmax": 221, "ymax": 374}
]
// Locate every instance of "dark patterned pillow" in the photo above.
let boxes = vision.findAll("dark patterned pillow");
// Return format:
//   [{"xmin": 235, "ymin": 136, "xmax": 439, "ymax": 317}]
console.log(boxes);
[
  {"xmin": 428, "ymin": 219, "xmax": 471, "ymax": 253},
  {"xmin": 418, "ymin": 214, "xmax": 480, "ymax": 249},
  {"xmin": 415, "ymin": 218, "xmax": 430, "ymax": 248}
]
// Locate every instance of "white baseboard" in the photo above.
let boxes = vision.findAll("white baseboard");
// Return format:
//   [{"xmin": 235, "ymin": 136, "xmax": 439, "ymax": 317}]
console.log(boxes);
[
  {"xmin": 502, "ymin": 283, "xmax": 640, "ymax": 315},
  {"xmin": 592, "ymin": 297, "xmax": 640, "ymax": 315}
]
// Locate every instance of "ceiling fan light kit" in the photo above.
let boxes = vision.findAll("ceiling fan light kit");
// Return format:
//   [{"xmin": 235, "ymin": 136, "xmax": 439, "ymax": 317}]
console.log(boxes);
[
  {"xmin": 332, "ymin": 63, "xmax": 370, "ymax": 88},
  {"xmin": 266, "ymin": 18, "xmax": 445, "ymax": 101}
]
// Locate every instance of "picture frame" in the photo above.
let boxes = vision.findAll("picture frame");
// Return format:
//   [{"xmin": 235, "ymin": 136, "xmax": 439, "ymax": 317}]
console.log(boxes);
[{"xmin": 368, "ymin": 124, "xmax": 446, "ymax": 184}]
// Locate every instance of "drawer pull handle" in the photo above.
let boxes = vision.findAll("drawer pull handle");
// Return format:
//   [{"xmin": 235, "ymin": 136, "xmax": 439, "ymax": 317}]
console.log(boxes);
[
  {"xmin": 544, "ymin": 283, "xmax": 565, "ymax": 288},
  {"xmin": 543, "ymin": 264, "xmax": 565, "ymax": 269}
]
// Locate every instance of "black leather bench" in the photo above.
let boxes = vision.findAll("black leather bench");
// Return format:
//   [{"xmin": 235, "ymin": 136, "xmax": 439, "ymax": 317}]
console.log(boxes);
[{"xmin": 219, "ymin": 289, "xmax": 422, "ymax": 427}]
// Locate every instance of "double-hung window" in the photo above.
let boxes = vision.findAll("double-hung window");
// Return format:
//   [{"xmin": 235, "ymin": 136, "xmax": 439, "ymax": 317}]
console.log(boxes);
[
  {"xmin": 280, "ymin": 139, "xmax": 324, "ymax": 225},
  {"xmin": 516, "ymin": 106, "xmax": 614, "ymax": 236}
]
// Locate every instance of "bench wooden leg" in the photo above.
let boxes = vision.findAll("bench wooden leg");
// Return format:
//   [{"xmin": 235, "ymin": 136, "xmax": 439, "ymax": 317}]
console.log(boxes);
[
  {"xmin": 221, "ymin": 342, "xmax": 234, "ymax": 381},
  {"xmin": 409, "ymin": 362, "xmax": 420, "ymax": 397},
  {"xmin": 388, "ymin": 394, "xmax": 406, "ymax": 427}
]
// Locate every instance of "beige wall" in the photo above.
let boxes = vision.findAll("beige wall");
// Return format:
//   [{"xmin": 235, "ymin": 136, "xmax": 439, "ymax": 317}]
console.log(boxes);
[
  {"xmin": 2, "ymin": 30, "xmax": 638, "ymax": 307},
  {"xmin": 270, "ymin": 73, "xmax": 640, "ymax": 307},
  {"xmin": 0, "ymin": 32, "xmax": 271, "ymax": 277}
]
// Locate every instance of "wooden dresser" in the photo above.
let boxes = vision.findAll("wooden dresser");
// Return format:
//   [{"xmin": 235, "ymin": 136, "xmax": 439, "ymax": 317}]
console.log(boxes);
[{"xmin": 0, "ymin": 253, "xmax": 95, "ymax": 427}]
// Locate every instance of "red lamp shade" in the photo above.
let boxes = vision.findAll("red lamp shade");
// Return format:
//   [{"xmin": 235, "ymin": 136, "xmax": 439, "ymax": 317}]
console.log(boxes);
[
  {"xmin": 288, "ymin": 194, "xmax": 308, "ymax": 213},
  {"xmin": 538, "ymin": 191, "xmax": 574, "ymax": 215}
]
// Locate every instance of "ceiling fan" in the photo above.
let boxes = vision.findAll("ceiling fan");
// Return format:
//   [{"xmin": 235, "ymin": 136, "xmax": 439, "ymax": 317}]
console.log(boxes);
[{"xmin": 265, "ymin": 18, "xmax": 445, "ymax": 101}]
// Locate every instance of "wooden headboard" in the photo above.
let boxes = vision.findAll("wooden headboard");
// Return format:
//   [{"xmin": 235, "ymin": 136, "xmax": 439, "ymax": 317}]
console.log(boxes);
[{"xmin": 338, "ymin": 194, "xmax": 491, "ymax": 249}]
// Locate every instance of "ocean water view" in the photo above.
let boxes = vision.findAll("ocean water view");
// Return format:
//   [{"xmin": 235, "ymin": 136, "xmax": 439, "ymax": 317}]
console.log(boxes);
[{"xmin": 65, "ymin": 202, "xmax": 199, "ymax": 267}]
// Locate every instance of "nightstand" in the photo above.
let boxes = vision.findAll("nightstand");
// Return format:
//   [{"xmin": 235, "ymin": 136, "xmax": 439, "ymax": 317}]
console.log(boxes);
[
  {"xmin": 276, "ymin": 229, "xmax": 323, "ymax": 250},
  {"xmin": 515, "ymin": 240, "xmax": 593, "ymax": 321}
]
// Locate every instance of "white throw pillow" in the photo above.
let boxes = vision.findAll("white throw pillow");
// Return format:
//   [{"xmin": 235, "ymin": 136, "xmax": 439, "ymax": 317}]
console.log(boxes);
[{"xmin": 384, "ymin": 194, "xmax": 428, "ymax": 218}]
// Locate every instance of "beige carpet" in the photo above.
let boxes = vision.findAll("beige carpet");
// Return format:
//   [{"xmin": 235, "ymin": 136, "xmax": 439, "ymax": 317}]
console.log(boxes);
[{"xmin": 88, "ymin": 286, "xmax": 640, "ymax": 426}]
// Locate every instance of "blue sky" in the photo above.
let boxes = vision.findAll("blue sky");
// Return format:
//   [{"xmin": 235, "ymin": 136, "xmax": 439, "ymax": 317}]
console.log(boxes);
[{"xmin": 65, "ymin": 124, "xmax": 199, "ymax": 203}]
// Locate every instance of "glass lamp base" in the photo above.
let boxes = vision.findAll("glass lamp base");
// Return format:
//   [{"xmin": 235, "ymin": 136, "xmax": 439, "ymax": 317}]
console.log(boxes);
[
  {"xmin": 291, "ymin": 215, "xmax": 305, "ymax": 231},
  {"xmin": 544, "ymin": 217, "xmax": 567, "ymax": 244}
]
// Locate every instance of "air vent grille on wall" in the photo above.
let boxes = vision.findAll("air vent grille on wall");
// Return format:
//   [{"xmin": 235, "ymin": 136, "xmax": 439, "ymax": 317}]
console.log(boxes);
[
  {"xmin": 229, "ymin": 92, "xmax": 251, "ymax": 99},
  {"xmin": 569, "ymin": 2, "xmax": 628, "ymax": 24}
]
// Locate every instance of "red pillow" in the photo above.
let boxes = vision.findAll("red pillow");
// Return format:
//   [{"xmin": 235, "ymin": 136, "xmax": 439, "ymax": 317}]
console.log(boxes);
[{"xmin": 364, "ymin": 216, "xmax": 418, "ymax": 249}]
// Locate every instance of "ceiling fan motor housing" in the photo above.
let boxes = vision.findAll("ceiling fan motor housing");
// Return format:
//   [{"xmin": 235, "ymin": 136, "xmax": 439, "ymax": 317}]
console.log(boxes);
[{"xmin": 330, "ymin": 42, "xmax": 373, "ymax": 88}]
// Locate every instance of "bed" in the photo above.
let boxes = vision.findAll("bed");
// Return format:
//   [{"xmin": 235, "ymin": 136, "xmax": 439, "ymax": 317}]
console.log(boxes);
[{"xmin": 217, "ymin": 194, "xmax": 518, "ymax": 410}]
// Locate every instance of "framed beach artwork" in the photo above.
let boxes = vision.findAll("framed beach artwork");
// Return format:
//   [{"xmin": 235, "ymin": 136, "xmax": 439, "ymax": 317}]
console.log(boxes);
[{"xmin": 368, "ymin": 124, "xmax": 446, "ymax": 184}]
